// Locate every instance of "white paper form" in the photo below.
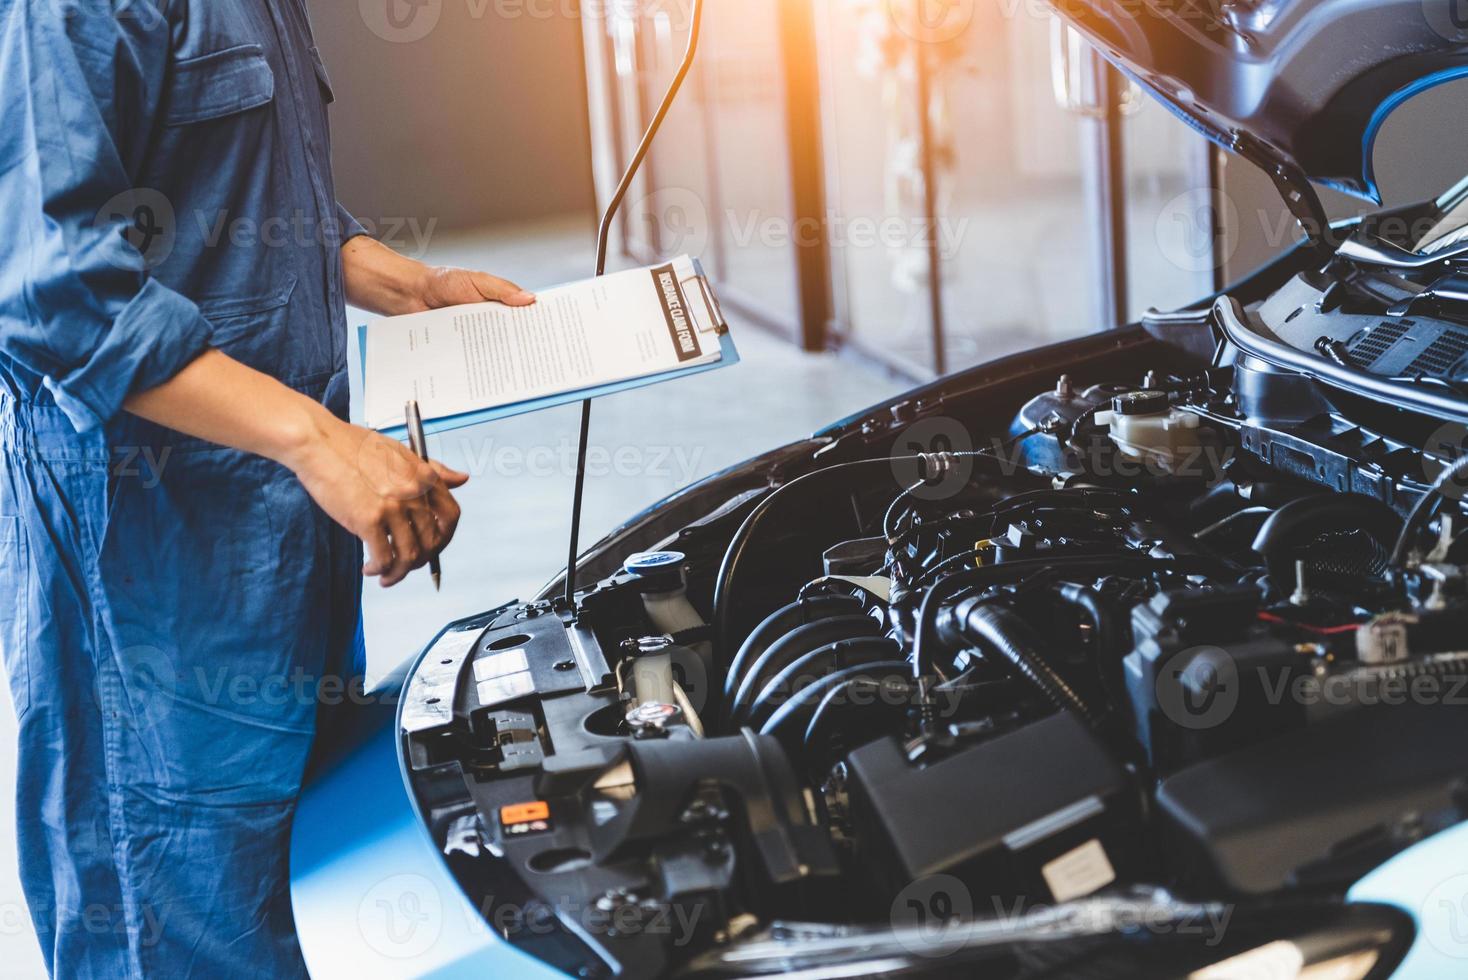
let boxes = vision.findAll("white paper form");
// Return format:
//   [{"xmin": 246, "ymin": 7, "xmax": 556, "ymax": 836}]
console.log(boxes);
[{"xmin": 362, "ymin": 255, "xmax": 719, "ymax": 430}]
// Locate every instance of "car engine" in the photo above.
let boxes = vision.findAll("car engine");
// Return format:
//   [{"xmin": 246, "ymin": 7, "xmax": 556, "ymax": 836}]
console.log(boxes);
[{"xmin": 397, "ymin": 286, "xmax": 1468, "ymax": 976}]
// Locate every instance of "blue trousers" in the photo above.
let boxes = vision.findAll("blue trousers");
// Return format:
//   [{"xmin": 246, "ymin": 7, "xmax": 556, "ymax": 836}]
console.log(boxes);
[{"xmin": 0, "ymin": 391, "xmax": 361, "ymax": 977}]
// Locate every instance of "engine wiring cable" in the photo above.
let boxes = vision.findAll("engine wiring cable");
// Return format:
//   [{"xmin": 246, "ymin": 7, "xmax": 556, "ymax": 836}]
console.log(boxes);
[
  {"xmin": 714, "ymin": 435, "xmax": 1051, "ymax": 688},
  {"xmin": 722, "ymin": 595, "xmax": 864, "ymax": 704},
  {"xmin": 741, "ymin": 636, "xmax": 901, "ymax": 730},
  {"xmin": 908, "ymin": 502, "xmax": 1153, "ymax": 589},
  {"xmin": 899, "ymin": 488, "xmax": 1147, "ymax": 588},
  {"xmin": 758, "ymin": 660, "xmax": 913, "ymax": 747},
  {"xmin": 1390, "ymin": 451, "xmax": 1468, "ymax": 566},
  {"xmin": 713, "ymin": 457, "xmax": 921, "ymax": 683},
  {"xmin": 1195, "ymin": 506, "xmax": 1273, "ymax": 543},
  {"xmin": 881, "ymin": 424, "xmax": 1050, "ymax": 547},
  {"xmin": 801, "ymin": 674, "xmax": 911, "ymax": 774},
  {"xmin": 909, "ymin": 556, "xmax": 1227, "ymax": 684}
]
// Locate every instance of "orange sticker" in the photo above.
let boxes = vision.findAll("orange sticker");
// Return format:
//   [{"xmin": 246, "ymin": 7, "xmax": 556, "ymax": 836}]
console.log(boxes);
[{"xmin": 500, "ymin": 801, "xmax": 551, "ymax": 826}]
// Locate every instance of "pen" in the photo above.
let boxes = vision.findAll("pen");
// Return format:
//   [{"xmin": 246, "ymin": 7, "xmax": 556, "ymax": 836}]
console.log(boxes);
[{"xmin": 404, "ymin": 400, "xmax": 442, "ymax": 591}]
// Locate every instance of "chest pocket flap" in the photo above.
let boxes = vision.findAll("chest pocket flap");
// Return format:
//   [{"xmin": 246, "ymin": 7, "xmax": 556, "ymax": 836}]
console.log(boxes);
[{"xmin": 164, "ymin": 44, "xmax": 275, "ymax": 127}]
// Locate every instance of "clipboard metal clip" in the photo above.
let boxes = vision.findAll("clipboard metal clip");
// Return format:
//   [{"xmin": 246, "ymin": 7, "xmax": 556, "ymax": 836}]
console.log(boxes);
[{"xmin": 681, "ymin": 271, "xmax": 728, "ymax": 336}]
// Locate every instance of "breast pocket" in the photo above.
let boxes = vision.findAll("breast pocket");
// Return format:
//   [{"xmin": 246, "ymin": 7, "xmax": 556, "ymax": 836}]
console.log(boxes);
[
  {"xmin": 164, "ymin": 44, "xmax": 277, "ymax": 126},
  {"xmin": 151, "ymin": 44, "xmax": 291, "ymax": 326},
  {"xmin": 0, "ymin": 517, "xmax": 30, "ymax": 720}
]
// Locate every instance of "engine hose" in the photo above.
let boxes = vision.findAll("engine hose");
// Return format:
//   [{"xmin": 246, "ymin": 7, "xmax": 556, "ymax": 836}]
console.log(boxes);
[
  {"xmin": 1252, "ymin": 493, "xmax": 1403, "ymax": 586},
  {"xmin": 1391, "ymin": 453, "xmax": 1468, "ymax": 566},
  {"xmin": 1056, "ymin": 583, "xmax": 1128, "ymax": 717},
  {"xmin": 802, "ymin": 675, "xmax": 910, "ymax": 776},
  {"xmin": 713, "ymin": 457, "xmax": 918, "ymax": 677},
  {"xmin": 745, "ymin": 636, "xmax": 900, "ymax": 730},
  {"xmin": 758, "ymin": 661, "xmax": 913, "ymax": 752},
  {"xmin": 911, "ymin": 555, "xmax": 1227, "ymax": 681},
  {"xmin": 952, "ymin": 601, "xmax": 1099, "ymax": 727},
  {"xmin": 728, "ymin": 615, "xmax": 883, "ymax": 725},
  {"xmin": 723, "ymin": 595, "xmax": 863, "ymax": 702}
]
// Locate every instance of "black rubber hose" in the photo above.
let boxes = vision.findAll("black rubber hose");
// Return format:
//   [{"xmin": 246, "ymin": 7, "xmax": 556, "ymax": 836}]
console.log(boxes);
[
  {"xmin": 745, "ymin": 636, "xmax": 900, "ymax": 730},
  {"xmin": 910, "ymin": 555, "xmax": 1226, "ymax": 681},
  {"xmin": 802, "ymin": 675, "xmax": 911, "ymax": 775},
  {"xmin": 728, "ymin": 615, "xmax": 883, "ymax": 725},
  {"xmin": 758, "ymin": 661, "xmax": 913, "ymax": 750},
  {"xmin": 1252, "ymin": 493, "xmax": 1403, "ymax": 568},
  {"xmin": 722, "ymin": 595, "xmax": 863, "ymax": 702},
  {"xmin": 1391, "ymin": 454, "xmax": 1468, "ymax": 566},
  {"xmin": 1056, "ymin": 583, "xmax": 1128, "ymax": 715},
  {"xmin": 954, "ymin": 601, "xmax": 1099, "ymax": 727},
  {"xmin": 713, "ymin": 458, "xmax": 915, "ymax": 675},
  {"xmin": 1056, "ymin": 584, "xmax": 1117, "ymax": 655}
]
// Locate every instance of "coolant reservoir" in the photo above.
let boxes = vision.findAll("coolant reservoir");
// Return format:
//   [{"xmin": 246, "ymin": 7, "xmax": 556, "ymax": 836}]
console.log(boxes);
[
  {"xmin": 1094, "ymin": 390, "xmax": 1202, "ymax": 473},
  {"xmin": 623, "ymin": 551, "xmax": 712, "ymax": 665}
]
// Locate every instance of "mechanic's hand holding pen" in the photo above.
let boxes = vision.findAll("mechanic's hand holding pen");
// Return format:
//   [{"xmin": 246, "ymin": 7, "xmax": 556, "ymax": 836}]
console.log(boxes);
[{"xmin": 125, "ymin": 237, "xmax": 537, "ymax": 589}]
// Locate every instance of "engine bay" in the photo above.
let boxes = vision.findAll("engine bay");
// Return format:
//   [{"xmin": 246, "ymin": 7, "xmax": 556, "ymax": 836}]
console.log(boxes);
[{"xmin": 397, "ymin": 246, "xmax": 1468, "ymax": 976}]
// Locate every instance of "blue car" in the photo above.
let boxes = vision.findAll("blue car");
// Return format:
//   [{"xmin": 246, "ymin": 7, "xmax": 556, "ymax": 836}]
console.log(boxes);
[{"xmin": 292, "ymin": 2, "xmax": 1468, "ymax": 976}]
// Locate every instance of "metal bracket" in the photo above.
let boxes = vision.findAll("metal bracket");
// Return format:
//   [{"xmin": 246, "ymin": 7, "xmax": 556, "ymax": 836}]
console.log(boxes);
[{"xmin": 1231, "ymin": 132, "xmax": 1331, "ymax": 251}]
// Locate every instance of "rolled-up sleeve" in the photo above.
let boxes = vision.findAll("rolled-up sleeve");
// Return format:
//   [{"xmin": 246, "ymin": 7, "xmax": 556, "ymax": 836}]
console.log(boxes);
[
  {"xmin": 336, "ymin": 202, "xmax": 369, "ymax": 244},
  {"xmin": 0, "ymin": 2, "xmax": 213, "ymax": 433}
]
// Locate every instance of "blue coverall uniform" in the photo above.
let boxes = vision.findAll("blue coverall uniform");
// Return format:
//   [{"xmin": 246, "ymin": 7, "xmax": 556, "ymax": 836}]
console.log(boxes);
[{"xmin": 0, "ymin": 1, "xmax": 365, "ymax": 974}]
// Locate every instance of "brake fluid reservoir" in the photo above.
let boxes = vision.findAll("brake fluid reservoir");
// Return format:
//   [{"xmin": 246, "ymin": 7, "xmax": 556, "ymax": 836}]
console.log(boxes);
[{"xmin": 1094, "ymin": 391, "xmax": 1202, "ymax": 472}]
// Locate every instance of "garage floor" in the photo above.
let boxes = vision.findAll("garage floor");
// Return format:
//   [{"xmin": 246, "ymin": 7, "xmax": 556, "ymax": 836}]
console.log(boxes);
[{"xmin": 0, "ymin": 216, "xmax": 903, "ymax": 976}]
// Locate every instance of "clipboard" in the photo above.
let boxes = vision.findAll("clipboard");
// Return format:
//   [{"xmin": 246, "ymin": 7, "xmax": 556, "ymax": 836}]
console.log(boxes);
[{"xmin": 359, "ymin": 259, "xmax": 739, "ymax": 440}]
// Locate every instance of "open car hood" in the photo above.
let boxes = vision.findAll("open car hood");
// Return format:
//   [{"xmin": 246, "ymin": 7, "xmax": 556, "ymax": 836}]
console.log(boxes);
[{"xmin": 1049, "ymin": 0, "xmax": 1468, "ymax": 202}]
